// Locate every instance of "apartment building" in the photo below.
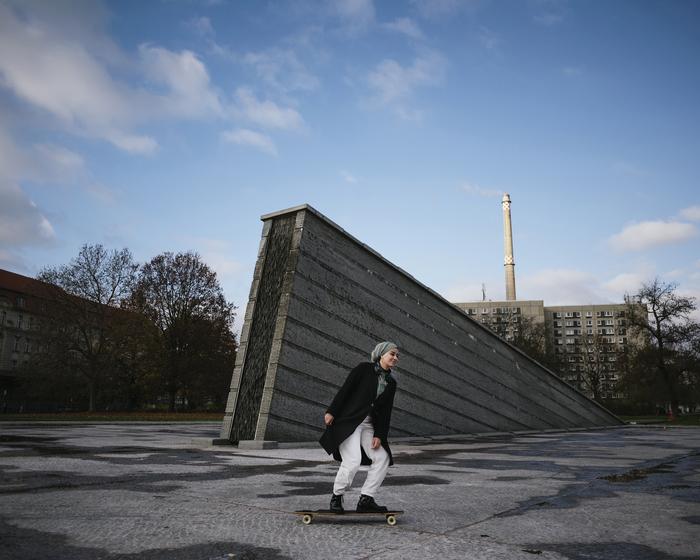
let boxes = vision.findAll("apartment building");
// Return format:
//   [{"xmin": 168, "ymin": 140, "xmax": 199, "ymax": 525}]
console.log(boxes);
[{"xmin": 454, "ymin": 299, "xmax": 638, "ymax": 399}]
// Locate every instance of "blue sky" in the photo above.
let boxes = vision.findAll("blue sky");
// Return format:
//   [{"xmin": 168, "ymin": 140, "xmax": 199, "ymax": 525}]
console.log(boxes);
[{"xmin": 1, "ymin": 0, "xmax": 699, "ymax": 331}]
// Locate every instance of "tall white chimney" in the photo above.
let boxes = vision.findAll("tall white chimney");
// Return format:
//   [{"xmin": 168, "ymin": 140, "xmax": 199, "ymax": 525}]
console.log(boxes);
[{"xmin": 502, "ymin": 193, "xmax": 516, "ymax": 301}]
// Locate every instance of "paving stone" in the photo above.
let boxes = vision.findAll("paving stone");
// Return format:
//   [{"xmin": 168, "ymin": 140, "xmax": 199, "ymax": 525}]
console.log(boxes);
[{"xmin": 0, "ymin": 423, "xmax": 698, "ymax": 559}]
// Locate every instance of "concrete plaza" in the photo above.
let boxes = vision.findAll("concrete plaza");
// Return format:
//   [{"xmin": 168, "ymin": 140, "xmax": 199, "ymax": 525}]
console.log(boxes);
[{"xmin": 0, "ymin": 422, "xmax": 698, "ymax": 559}]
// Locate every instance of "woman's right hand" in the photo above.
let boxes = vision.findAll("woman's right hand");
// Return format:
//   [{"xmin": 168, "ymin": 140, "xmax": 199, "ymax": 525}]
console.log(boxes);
[{"xmin": 324, "ymin": 413, "xmax": 334, "ymax": 426}]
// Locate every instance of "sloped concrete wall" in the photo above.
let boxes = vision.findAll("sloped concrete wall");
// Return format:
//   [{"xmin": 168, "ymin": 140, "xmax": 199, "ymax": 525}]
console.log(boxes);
[{"xmin": 220, "ymin": 205, "xmax": 621, "ymax": 443}]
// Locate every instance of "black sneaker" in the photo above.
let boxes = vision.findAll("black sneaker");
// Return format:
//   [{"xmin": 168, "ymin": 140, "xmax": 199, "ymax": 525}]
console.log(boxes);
[
  {"xmin": 330, "ymin": 493, "xmax": 344, "ymax": 513},
  {"xmin": 356, "ymin": 494, "xmax": 388, "ymax": 513}
]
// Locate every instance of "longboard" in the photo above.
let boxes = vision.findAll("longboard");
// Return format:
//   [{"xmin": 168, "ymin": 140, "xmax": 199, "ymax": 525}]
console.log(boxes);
[{"xmin": 294, "ymin": 509, "xmax": 403, "ymax": 526}]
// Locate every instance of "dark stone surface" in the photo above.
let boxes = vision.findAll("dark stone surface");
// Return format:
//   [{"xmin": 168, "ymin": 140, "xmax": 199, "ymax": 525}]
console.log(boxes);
[
  {"xmin": 231, "ymin": 215, "xmax": 296, "ymax": 442},
  {"xmin": 220, "ymin": 205, "xmax": 620, "ymax": 443},
  {"xmin": 1, "ymin": 424, "xmax": 698, "ymax": 559}
]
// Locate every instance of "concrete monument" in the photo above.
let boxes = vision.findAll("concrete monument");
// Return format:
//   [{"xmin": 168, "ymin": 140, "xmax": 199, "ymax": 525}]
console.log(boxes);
[{"xmin": 219, "ymin": 205, "xmax": 620, "ymax": 444}]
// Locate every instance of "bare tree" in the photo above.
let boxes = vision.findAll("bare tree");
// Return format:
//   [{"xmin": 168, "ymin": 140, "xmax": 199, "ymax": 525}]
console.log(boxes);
[
  {"xmin": 626, "ymin": 278, "xmax": 699, "ymax": 412},
  {"xmin": 129, "ymin": 252, "xmax": 236, "ymax": 411},
  {"xmin": 577, "ymin": 333, "xmax": 614, "ymax": 402},
  {"xmin": 36, "ymin": 245, "xmax": 138, "ymax": 411}
]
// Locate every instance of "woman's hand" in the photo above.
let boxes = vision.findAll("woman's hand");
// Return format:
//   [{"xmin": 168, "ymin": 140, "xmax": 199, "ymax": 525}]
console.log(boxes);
[
  {"xmin": 371, "ymin": 437, "xmax": 381, "ymax": 449},
  {"xmin": 324, "ymin": 413, "xmax": 334, "ymax": 426}
]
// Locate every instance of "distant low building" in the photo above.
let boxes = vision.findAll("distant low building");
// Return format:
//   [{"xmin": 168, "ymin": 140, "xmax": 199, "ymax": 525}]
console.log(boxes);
[{"xmin": 0, "ymin": 269, "xmax": 56, "ymax": 408}]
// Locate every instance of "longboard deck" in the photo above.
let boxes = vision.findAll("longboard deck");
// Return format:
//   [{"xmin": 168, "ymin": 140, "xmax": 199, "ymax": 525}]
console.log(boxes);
[{"xmin": 293, "ymin": 509, "xmax": 403, "ymax": 526}]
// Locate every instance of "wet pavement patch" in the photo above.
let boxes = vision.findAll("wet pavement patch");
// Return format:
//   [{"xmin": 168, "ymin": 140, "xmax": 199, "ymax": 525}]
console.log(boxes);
[
  {"xmin": 382, "ymin": 475, "xmax": 449, "ymax": 486},
  {"xmin": 599, "ymin": 463, "xmax": 674, "ymax": 483},
  {"xmin": 533, "ymin": 542, "xmax": 692, "ymax": 560},
  {"xmin": 0, "ymin": 518, "xmax": 292, "ymax": 560}
]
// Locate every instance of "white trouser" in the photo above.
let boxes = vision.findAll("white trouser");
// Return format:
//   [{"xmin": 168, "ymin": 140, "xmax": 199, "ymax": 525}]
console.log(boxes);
[{"xmin": 333, "ymin": 416, "xmax": 390, "ymax": 498}]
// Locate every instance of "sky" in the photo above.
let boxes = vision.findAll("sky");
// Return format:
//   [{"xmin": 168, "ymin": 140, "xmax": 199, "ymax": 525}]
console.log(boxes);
[{"xmin": 1, "ymin": 0, "xmax": 699, "ymax": 332}]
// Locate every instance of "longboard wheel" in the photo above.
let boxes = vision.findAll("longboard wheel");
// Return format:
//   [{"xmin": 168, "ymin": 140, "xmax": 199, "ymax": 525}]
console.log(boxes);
[
  {"xmin": 302, "ymin": 514, "xmax": 313, "ymax": 525},
  {"xmin": 386, "ymin": 515, "xmax": 397, "ymax": 526}
]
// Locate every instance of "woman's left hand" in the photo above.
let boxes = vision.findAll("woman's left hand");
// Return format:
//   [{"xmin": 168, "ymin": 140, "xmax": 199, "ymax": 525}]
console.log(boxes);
[{"xmin": 371, "ymin": 437, "xmax": 381, "ymax": 449}]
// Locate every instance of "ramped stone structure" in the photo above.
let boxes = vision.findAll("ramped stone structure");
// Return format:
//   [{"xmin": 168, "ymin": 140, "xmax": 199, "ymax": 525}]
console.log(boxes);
[{"xmin": 219, "ymin": 205, "xmax": 621, "ymax": 445}]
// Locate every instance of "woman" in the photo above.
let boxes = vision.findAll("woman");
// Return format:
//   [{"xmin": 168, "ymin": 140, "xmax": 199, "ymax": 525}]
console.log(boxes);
[{"xmin": 319, "ymin": 341, "xmax": 399, "ymax": 513}]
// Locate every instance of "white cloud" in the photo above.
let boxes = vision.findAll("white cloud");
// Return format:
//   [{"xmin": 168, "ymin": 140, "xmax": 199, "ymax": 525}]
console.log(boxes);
[
  {"xmin": 188, "ymin": 16, "xmax": 215, "ymax": 38},
  {"xmin": 241, "ymin": 48, "xmax": 320, "ymax": 93},
  {"xmin": 106, "ymin": 132, "xmax": 159, "ymax": 155},
  {"xmin": 532, "ymin": 0, "xmax": 568, "ymax": 26},
  {"xmin": 0, "ymin": 2, "xmax": 224, "ymax": 155},
  {"xmin": 334, "ymin": 0, "xmax": 376, "ymax": 33},
  {"xmin": 534, "ymin": 12, "xmax": 564, "ymax": 26},
  {"xmin": 382, "ymin": 17, "xmax": 424, "ymax": 40},
  {"xmin": 189, "ymin": 238, "xmax": 243, "ymax": 279},
  {"xmin": 478, "ymin": 26, "xmax": 501, "ymax": 50},
  {"xmin": 139, "ymin": 45, "xmax": 223, "ymax": 119},
  {"xmin": 84, "ymin": 182, "xmax": 118, "ymax": 205},
  {"xmin": 341, "ymin": 170, "xmax": 358, "ymax": 184},
  {"xmin": 461, "ymin": 181, "xmax": 502, "ymax": 198},
  {"xmin": 366, "ymin": 50, "xmax": 446, "ymax": 118},
  {"xmin": 221, "ymin": 128, "xmax": 277, "ymax": 156},
  {"xmin": 231, "ymin": 88, "xmax": 304, "ymax": 131},
  {"xmin": 34, "ymin": 144, "xmax": 85, "ymax": 172},
  {"xmin": 0, "ymin": 3, "xmax": 140, "ymax": 148},
  {"xmin": 442, "ymin": 282, "xmax": 490, "ymax": 303},
  {"xmin": 680, "ymin": 205, "xmax": 700, "ymax": 221},
  {"xmin": 520, "ymin": 269, "xmax": 606, "ymax": 305},
  {"xmin": 609, "ymin": 220, "xmax": 698, "ymax": 252},
  {"xmin": 0, "ymin": 181, "xmax": 55, "ymax": 246},
  {"xmin": 603, "ymin": 272, "xmax": 650, "ymax": 297},
  {"xmin": 411, "ymin": 0, "xmax": 478, "ymax": 20}
]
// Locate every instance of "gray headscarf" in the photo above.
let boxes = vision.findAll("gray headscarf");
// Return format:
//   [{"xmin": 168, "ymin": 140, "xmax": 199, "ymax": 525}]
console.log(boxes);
[{"xmin": 371, "ymin": 341, "xmax": 398, "ymax": 363}]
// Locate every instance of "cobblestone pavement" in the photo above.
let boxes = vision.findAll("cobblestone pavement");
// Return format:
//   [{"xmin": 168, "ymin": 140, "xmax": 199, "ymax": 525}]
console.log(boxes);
[{"xmin": 0, "ymin": 423, "xmax": 699, "ymax": 559}]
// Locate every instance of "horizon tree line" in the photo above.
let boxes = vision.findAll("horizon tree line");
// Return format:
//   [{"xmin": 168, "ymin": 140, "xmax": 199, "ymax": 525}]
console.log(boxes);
[{"xmin": 12, "ymin": 244, "xmax": 237, "ymax": 413}]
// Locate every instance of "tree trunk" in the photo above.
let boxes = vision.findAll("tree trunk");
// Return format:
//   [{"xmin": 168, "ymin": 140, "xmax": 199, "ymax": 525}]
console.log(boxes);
[{"xmin": 88, "ymin": 380, "xmax": 96, "ymax": 412}]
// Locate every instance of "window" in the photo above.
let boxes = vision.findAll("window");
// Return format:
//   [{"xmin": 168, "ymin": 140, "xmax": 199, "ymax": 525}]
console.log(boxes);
[
  {"xmin": 554, "ymin": 312, "xmax": 562, "ymax": 318},
  {"xmin": 14, "ymin": 336, "xmax": 20, "ymax": 352},
  {"xmin": 586, "ymin": 320, "xmax": 592, "ymax": 326},
  {"xmin": 585, "ymin": 311, "xmax": 592, "ymax": 318},
  {"xmin": 16, "ymin": 297, "xmax": 25, "ymax": 308}
]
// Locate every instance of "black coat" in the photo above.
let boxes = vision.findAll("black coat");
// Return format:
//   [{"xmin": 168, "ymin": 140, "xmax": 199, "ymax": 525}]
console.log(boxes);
[{"xmin": 319, "ymin": 362, "xmax": 396, "ymax": 466}]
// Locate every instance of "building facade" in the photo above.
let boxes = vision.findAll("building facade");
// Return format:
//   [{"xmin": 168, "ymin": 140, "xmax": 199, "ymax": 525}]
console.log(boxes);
[
  {"xmin": 455, "ymin": 299, "xmax": 638, "ymax": 400},
  {"xmin": 0, "ymin": 269, "xmax": 54, "ymax": 409}
]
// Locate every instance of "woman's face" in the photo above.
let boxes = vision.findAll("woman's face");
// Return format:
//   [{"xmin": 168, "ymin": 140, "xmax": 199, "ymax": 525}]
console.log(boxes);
[{"xmin": 379, "ymin": 348, "xmax": 399, "ymax": 370}]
